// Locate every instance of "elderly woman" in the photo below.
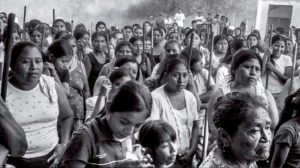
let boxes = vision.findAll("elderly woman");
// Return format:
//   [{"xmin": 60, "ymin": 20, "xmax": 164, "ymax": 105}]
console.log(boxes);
[
  {"xmin": 63, "ymin": 80, "xmax": 153, "ymax": 168},
  {"xmin": 200, "ymin": 92, "xmax": 272, "ymax": 168},
  {"xmin": 208, "ymin": 50, "xmax": 278, "ymax": 135},
  {"xmin": 5, "ymin": 41, "xmax": 73, "ymax": 168}
]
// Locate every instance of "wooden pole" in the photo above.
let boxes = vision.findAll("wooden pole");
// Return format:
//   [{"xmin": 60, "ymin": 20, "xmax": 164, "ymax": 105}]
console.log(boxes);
[
  {"xmin": 22, "ymin": 6, "xmax": 27, "ymax": 40},
  {"xmin": 265, "ymin": 25, "xmax": 273, "ymax": 90},
  {"xmin": 288, "ymin": 43, "xmax": 298, "ymax": 95},
  {"xmin": 71, "ymin": 20, "xmax": 74, "ymax": 36},
  {"xmin": 187, "ymin": 31, "xmax": 194, "ymax": 70},
  {"xmin": 40, "ymin": 25, "xmax": 46, "ymax": 50},
  {"xmin": 52, "ymin": 9, "xmax": 55, "ymax": 24},
  {"xmin": 150, "ymin": 24, "xmax": 154, "ymax": 62},
  {"xmin": 1, "ymin": 13, "xmax": 15, "ymax": 101},
  {"xmin": 106, "ymin": 33, "xmax": 111, "ymax": 62},
  {"xmin": 202, "ymin": 32, "xmax": 213, "ymax": 159}
]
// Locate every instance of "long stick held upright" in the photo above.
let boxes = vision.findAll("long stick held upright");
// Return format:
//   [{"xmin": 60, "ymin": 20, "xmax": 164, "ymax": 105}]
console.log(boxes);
[
  {"xmin": 289, "ymin": 30, "xmax": 299, "ymax": 95},
  {"xmin": 142, "ymin": 22, "xmax": 146, "ymax": 65},
  {"xmin": 1, "ymin": 13, "xmax": 15, "ymax": 101},
  {"xmin": 41, "ymin": 25, "xmax": 46, "ymax": 50},
  {"xmin": 150, "ymin": 24, "xmax": 154, "ymax": 61},
  {"xmin": 187, "ymin": 31, "xmax": 194, "ymax": 70},
  {"xmin": 265, "ymin": 25, "xmax": 273, "ymax": 89},
  {"xmin": 106, "ymin": 33, "xmax": 111, "ymax": 62},
  {"xmin": 22, "ymin": 6, "xmax": 27, "ymax": 40},
  {"xmin": 52, "ymin": 9, "xmax": 55, "ymax": 24},
  {"xmin": 202, "ymin": 32, "xmax": 214, "ymax": 160}
]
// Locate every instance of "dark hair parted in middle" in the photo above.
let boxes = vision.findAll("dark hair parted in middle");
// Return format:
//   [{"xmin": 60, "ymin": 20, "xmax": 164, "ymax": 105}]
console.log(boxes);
[
  {"xmin": 230, "ymin": 49, "xmax": 263, "ymax": 80},
  {"xmin": 47, "ymin": 39, "xmax": 73, "ymax": 59},
  {"xmin": 109, "ymin": 80, "xmax": 152, "ymax": 117}
]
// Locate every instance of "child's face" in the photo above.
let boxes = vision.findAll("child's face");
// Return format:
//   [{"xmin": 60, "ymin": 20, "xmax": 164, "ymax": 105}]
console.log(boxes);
[
  {"xmin": 53, "ymin": 55, "xmax": 72, "ymax": 73},
  {"xmin": 154, "ymin": 137, "xmax": 178, "ymax": 167}
]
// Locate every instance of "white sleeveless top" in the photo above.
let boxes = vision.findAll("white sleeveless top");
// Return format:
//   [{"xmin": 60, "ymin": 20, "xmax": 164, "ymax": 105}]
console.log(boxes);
[
  {"xmin": 221, "ymin": 82, "xmax": 268, "ymax": 107},
  {"xmin": 6, "ymin": 75, "xmax": 59, "ymax": 158}
]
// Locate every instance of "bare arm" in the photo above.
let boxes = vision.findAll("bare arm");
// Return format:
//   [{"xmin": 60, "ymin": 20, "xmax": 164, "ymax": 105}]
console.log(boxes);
[
  {"xmin": 270, "ymin": 144, "xmax": 290, "ymax": 168},
  {"xmin": 265, "ymin": 90, "xmax": 279, "ymax": 131},
  {"xmin": 83, "ymin": 55, "xmax": 92, "ymax": 79}
]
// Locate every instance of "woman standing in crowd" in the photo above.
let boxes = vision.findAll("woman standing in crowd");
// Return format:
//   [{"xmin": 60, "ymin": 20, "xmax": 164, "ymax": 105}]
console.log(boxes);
[
  {"xmin": 5, "ymin": 41, "xmax": 73, "ymax": 168},
  {"xmin": 210, "ymin": 35, "xmax": 229, "ymax": 78},
  {"xmin": 150, "ymin": 58, "xmax": 200, "ymax": 167},
  {"xmin": 83, "ymin": 32, "xmax": 110, "ymax": 94},
  {"xmin": 52, "ymin": 19, "xmax": 66, "ymax": 36},
  {"xmin": 60, "ymin": 34, "xmax": 91, "ymax": 130},
  {"xmin": 200, "ymin": 92, "xmax": 272, "ymax": 168},
  {"xmin": 208, "ymin": 50, "xmax": 278, "ymax": 135},
  {"xmin": 149, "ymin": 28, "xmax": 165, "ymax": 64},
  {"xmin": 124, "ymin": 25, "xmax": 134, "ymax": 41},
  {"xmin": 29, "ymin": 24, "xmax": 48, "ymax": 51},
  {"xmin": 262, "ymin": 34, "xmax": 292, "ymax": 105},
  {"xmin": 63, "ymin": 80, "xmax": 153, "ymax": 168}
]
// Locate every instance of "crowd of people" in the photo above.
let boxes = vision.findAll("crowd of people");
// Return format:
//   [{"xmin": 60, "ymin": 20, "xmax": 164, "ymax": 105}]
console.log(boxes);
[{"xmin": 0, "ymin": 7, "xmax": 300, "ymax": 168}]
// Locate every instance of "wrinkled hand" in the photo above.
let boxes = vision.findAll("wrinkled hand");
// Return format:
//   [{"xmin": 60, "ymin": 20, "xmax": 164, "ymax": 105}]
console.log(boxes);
[
  {"xmin": 47, "ymin": 143, "xmax": 68, "ymax": 168},
  {"xmin": 266, "ymin": 62, "xmax": 277, "ymax": 73}
]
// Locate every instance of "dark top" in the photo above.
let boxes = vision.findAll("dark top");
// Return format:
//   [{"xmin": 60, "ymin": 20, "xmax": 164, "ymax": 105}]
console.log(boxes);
[
  {"xmin": 63, "ymin": 117, "xmax": 136, "ymax": 168},
  {"xmin": 84, "ymin": 52, "xmax": 109, "ymax": 95},
  {"xmin": 273, "ymin": 118, "xmax": 300, "ymax": 168}
]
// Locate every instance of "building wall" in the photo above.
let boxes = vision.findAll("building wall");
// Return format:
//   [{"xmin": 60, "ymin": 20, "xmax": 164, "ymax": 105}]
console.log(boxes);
[{"xmin": 256, "ymin": 0, "xmax": 300, "ymax": 39}]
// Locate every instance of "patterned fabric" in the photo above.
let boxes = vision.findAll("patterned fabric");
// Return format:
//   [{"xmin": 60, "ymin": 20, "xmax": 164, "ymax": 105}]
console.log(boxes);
[
  {"xmin": 199, "ymin": 147, "xmax": 258, "ymax": 168},
  {"xmin": 6, "ymin": 75, "xmax": 59, "ymax": 158}
]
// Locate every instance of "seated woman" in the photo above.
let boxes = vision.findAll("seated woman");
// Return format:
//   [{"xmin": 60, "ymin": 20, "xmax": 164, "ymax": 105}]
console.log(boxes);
[
  {"xmin": 6, "ymin": 41, "xmax": 73, "ymax": 168},
  {"xmin": 271, "ymin": 89, "xmax": 300, "ymax": 168},
  {"xmin": 139, "ymin": 120, "xmax": 178, "ymax": 168},
  {"xmin": 208, "ymin": 50, "xmax": 278, "ymax": 135},
  {"xmin": 200, "ymin": 92, "xmax": 272, "ymax": 168},
  {"xmin": 63, "ymin": 80, "xmax": 153, "ymax": 168},
  {"xmin": 150, "ymin": 58, "xmax": 200, "ymax": 167}
]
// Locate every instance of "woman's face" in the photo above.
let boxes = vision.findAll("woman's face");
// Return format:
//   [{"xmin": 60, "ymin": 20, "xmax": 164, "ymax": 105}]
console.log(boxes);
[
  {"xmin": 272, "ymin": 40, "xmax": 285, "ymax": 58},
  {"xmin": 120, "ymin": 62, "xmax": 138, "ymax": 80},
  {"xmin": 125, "ymin": 28, "xmax": 133, "ymax": 40},
  {"xmin": 285, "ymin": 40, "xmax": 293, "ymax": 53},
  {"xmin": 153, "ymin": 30, "xmax": 162, "ymax": 45},
  {"xmin": 133, "ymin": 40, "xmax": 143, "ymax": 55},
  {"xmin": 53, "ymin": 21, "xmax": 66, "ymax": 35},
  {"xmin": 145, "ymin": 23, "xmax": 151, "ymax": 33},
  {"xmin": 12, "ymin": 46, "xmax": 43, "ymax": 85},
  {"xmin": 145, "ymin": 40, "xmax": 151, "ymax": 53},
  {"xmin": 111, "ymin": 76, "xmax": 131, "ymax": 91},
  {"xmin": 108, "ymin": 111, "xmax": 148, "ymax": 139},
  {"xmin": 186, "ymin": 33, "xmax": 201, "ymax": 48},
  {"xmin": 234, "ymin": 29, "xmax": 241, "ymax": 36},
  {"xmin": 165, "ymin": 63, "xmax": 189, "ymax": 91},
  {"xmin": 169, "ymin": 33, "xmax": 178, "ymax": 41},
  {"xmin": 96, "ymin": 24, "xmax": 106, "ymax": 32},
  {"xmin": 134, "ymin": 28, "xmax": 143, "ymax": 38},
  {"xmin": 247, "ymin": 36, "xmax": 258, "ymax": 48},
  {"xmin": 153, "ymin": 136, "xmax": 178, "ymax": 167},
  {"xmin": 215, "ymin": 39, "xmax": 228, "ymax": 54},
  {"xmin": 116, "ymin": 45, "xmax": 133, "ymax": 58},
  {"xmin": 115, "ymin": 33, "xmax": 124, "ymax": 44},
  {"xmin": 53, "ymin": 55, "xmax": 72, "ymax": 73},
  {"xmin": 81, "ymin": 33, "xmax": 90, "ymax": 47},
  {"xmin": 227, "ymin": 35, "xmax": 234, "ymax": 44},
  {"xmin": 92, "ymin": 35, "xmax": 107, "ymax": 52},
  {"xmin": 165, "ymin": 42, "xmax": 180, "ymax": 58},
  {"xmin": 229, "ymin": 107, "xmax": 272, "ymax": 162},
  {"xmin": 30, "ymin": 30, "xmax": 42, "ymax": 44},
  {"xmin": 191, "ymin": 61, "xmax": 203, "ymax": 74},
  {"xmin": 234, "ymin": 58, "xmax": 261, "ymax": 86},
  {"xmin": 12, "ymin": 33, "xmax": 21, "ymax": 45}
]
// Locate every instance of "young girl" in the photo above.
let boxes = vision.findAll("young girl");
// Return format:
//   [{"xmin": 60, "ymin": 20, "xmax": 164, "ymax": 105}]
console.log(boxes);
[
  {"xmin": 43, "ymin": 39, "xmax": 73, "ymax": 96},
  {"xmin": 139, "ymin": 120, "xmax": 178, "ymax": 168},
  {"xmin": 271, "ymin": 89, "xmax": 300, "ymax": 168}
]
